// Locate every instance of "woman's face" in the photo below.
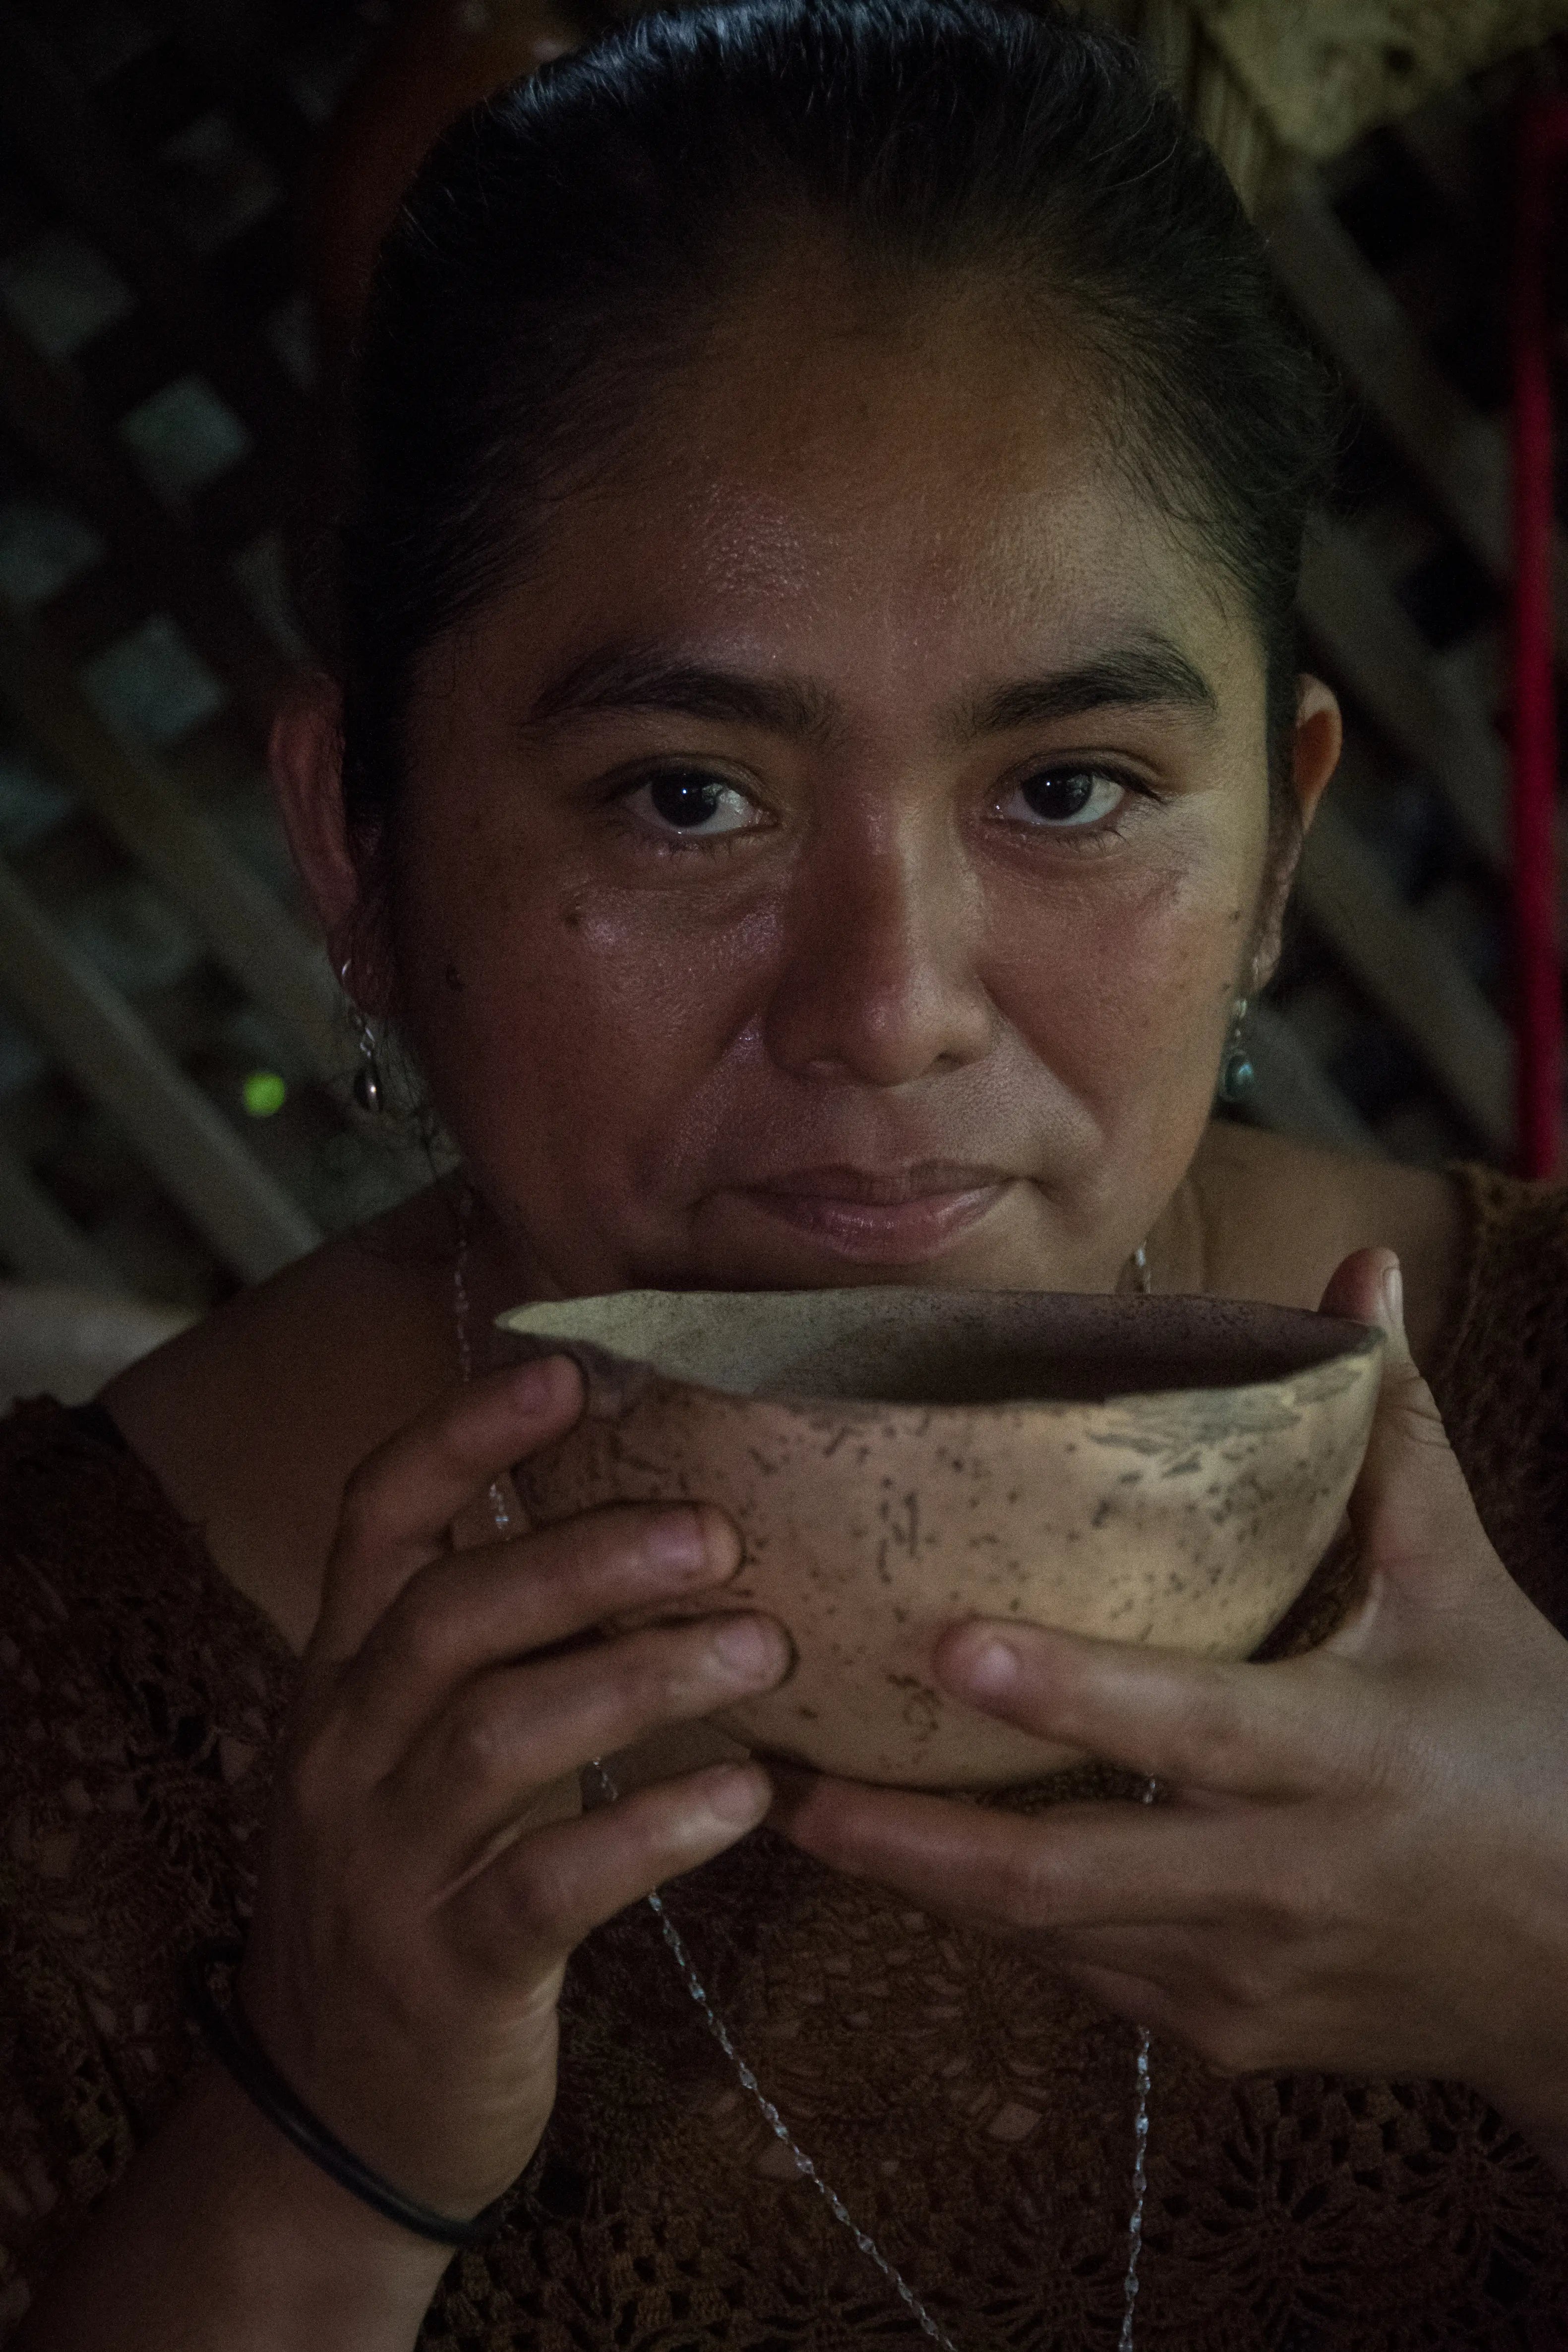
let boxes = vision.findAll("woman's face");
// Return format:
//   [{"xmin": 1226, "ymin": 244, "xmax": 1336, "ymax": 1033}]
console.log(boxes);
[{"xmin": 316, "ymin": 259, "xmax": 1335, "ymax": 1298}]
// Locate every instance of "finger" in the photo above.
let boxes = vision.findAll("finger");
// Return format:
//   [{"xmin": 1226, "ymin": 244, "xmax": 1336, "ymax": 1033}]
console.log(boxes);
[
  {"xmin": 929, "ymin": 1618, "xmax": 1331, "ymax": 1796},
  {"xmin": 1319, "ymin": 1251, "xmax": 1499, "ymax": 1621},
  {"xmin": 389, "ymin": 1611, "xmax": 793, "ymax": 1872},
  {"xmin": 334, "ymin": 1500, "xmax": 746, "ymax": 1771},
  {"xmin": 454, "ymin": 1759, "xmax": 773, "ymax": 1970},
  {"xmin": 312, "ymin": 1356, "xmax": 584, "ymax": 1666},
  {"xmin": 1045, "ymin": 1919, "xmax": 1214, "ymax": 1988},
  {"xmin": 768, "ymin": 1774, "xmax": 1244, "ymax": 1931},
  {"xmin": 1053, "ymin": 1960, "xmax": 1178, "ymax": 2039},
  {"xmin": 1314, "ymin": 1241, "xmax": 1392, "ymax": 1328},
  {"xmin": 1055, "ymin": 1960, "xmax": 1262, "ymax": 2071}
]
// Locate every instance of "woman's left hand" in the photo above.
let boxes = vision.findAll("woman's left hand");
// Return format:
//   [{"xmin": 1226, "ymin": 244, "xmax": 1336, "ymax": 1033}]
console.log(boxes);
[{"xmin": 770, "ymin": 1250, "xmax": 1568, "ymax": 2176}]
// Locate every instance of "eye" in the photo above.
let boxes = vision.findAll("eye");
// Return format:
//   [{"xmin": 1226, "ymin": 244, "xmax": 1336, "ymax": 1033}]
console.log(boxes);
[
  {"xmin": 623, "ymin": 768, "xmax": 761, "ymax": 840},
  {"xmin": 1000, "ymin": 766, "xmax": 1129, "ymax": 830}
]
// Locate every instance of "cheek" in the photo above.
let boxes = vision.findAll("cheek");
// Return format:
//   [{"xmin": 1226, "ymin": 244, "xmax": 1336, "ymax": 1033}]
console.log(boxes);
[
  {"xmin": 393, "ymin": 843, "xmax": 756, "ymax": 1191},
  {"xmin": 984, "ymin": 831, "xmax": 1254, "ymax": 1114}
]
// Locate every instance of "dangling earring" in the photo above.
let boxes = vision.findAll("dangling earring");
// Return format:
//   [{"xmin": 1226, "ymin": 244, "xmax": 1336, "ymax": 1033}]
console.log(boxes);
[
  {"xmin": 1219, "ymin": 994, "xmax": 1255, "ymax": 1103},
  {"xmin": 340, "ymin": 958, "xmax": 385, "ymax": 1114}
]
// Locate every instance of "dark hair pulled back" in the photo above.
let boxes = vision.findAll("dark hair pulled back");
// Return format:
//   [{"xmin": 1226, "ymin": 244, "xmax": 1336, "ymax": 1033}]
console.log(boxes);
[{"xmin": 339, "ymin": 0, "xmax": 1334, "ymax": 843}]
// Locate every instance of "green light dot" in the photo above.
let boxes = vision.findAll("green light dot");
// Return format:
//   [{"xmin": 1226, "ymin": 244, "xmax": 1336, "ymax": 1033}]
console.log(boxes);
[{"xmin": 242, "ymin": 1069, "xmax": 288, "ymax": 1118}]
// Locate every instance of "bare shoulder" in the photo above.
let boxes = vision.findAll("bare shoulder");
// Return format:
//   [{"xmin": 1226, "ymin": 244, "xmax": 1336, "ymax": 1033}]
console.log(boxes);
[
  {"xmin": 1186, "ymin": 1122, "xmax": 1469, "ymax": 1374},
  {"xmin": 101, "ymin": 1185, "xmax": 459, "ymax": 1652}
]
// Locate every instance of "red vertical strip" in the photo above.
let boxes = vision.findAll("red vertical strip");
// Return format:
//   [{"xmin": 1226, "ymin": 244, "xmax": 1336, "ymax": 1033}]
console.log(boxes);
[{"xmin": 1510, "ymin": 99, "xmax": 1568, "ymax": 1179}]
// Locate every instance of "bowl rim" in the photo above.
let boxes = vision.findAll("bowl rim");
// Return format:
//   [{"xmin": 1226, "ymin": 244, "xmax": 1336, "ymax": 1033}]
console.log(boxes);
[{"xmin": 495, "ymin": 1287, "xmax": 1385, "ymax": 1417}]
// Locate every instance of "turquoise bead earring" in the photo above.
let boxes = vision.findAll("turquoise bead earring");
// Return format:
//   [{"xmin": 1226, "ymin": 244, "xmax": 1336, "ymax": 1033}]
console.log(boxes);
[{"xmin": 1219, "ymin": 995, "xmax": 1255, "ymax": 1102}]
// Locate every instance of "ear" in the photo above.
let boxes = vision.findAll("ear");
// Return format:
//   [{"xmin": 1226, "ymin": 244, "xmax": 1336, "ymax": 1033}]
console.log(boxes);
[
  {"xmin": 270, "ymin": 675, "xmax": 393, "ymax": 1014},
  {"xmin": 1248, "ymin": 672, "xmax": 1341, "ymax": 989},
  {"xmin": 1290, "ymin": 673, "xmax": 1342, "ymax": 832}
]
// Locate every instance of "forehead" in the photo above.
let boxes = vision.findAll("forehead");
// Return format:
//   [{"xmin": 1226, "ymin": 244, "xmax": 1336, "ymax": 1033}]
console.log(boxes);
[{"xmin": 469, "ymin": 254, "xmax": 1255, "ymax": 709}]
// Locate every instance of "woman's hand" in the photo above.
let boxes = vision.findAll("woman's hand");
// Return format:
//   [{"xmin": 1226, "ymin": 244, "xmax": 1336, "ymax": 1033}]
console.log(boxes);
[
  {"xmin": 771, "ymin": 1250, "xmax": 1568, "ymax": 2174},
  {"xmin": 238, "ymin": 1354, "xmax": 791, "ymax": 2225}
]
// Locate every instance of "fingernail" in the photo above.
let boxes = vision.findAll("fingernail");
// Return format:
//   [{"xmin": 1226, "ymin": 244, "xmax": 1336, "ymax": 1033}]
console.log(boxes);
[
  {"xmin": 956, "ymin": 1635, "xmax": 1020, "ymax": 1698},
  {"xmin": 1381, "ymin": 1260, "xmax": 1403, "ymax": 1330},
  {"xmin": 701, "ymin": 1763, "xmax": 771, "ymax": 1827},
  {"xmin": 644, "ymin": 1508, "xmax": 724, "ymax": 1577},
  {"xmin": 509, "ymin": 1354, "xmax": 571, "ymax": 1412},
  {"xmin": 712, "ymin": 1614, "xmax": 791, "ymax": 1686}
]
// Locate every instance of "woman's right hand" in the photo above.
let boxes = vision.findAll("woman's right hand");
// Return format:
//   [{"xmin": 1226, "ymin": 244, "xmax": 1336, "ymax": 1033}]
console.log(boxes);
[{"xmin": 236, "ymin": 1352, "xmax": 791, "ymax": 2225}]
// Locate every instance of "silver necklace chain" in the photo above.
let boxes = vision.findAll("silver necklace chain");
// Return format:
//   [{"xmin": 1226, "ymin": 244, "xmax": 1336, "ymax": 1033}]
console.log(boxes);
[{"xmin": 456, "ymin": 1191, "xmax": 1156, "ymax": 2347}]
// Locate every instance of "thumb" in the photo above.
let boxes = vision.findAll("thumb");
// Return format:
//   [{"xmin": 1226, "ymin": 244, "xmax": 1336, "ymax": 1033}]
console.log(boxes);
[{"xmin": 1320, "ymin": 1248, "xmax": 1492, "ymax": 1613}]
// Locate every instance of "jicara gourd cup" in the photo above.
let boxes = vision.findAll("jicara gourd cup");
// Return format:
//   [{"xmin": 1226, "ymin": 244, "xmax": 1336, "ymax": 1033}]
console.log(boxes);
[{"xmin": 497, "ymin": 1288, "xmax": 1383, "ymax": 1788}]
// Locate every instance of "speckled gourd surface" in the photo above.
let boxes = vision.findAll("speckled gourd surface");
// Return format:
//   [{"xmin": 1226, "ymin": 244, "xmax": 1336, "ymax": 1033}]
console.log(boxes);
[{"xmin": 498, "ymin": 1289, "xmax": 1383, "ymax": 1787}]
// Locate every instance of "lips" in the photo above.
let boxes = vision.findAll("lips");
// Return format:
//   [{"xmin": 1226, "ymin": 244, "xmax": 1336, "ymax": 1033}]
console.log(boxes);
[
  {"xmin": 753, "ymin": 1161, "xmax": 1012, "ymax": 1205},
  {"xmin": 738, "ymin": 1163, "xmax": 1014, "ymax": 1263}
]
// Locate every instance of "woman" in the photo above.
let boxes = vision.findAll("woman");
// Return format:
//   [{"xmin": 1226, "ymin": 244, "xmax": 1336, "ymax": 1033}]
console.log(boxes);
[{"xmin": 3, "ymin": 2, "xmax": 1567, "ymax": 2344}]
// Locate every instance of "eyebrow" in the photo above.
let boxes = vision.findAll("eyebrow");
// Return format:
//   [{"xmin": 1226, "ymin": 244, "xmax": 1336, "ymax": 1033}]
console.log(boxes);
[
  {"xmin": 947, "ymin": 639, "xmax": 1218, "ymax": 737},
  {"xmin": 521, "ymin": 630, "xmax": 1217, "ymax": 745}
]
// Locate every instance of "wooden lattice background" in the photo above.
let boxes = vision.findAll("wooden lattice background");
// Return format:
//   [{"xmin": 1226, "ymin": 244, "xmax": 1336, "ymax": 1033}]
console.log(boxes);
[{"xmin": 0, "ymin": 0, "xmax": 1562, "ymax": 1315}]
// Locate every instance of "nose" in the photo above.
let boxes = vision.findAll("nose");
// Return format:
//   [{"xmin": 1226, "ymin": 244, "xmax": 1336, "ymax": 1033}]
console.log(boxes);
[{"xmin": 763, "ymin": 807, "xmax": 997, "ymax": 1087}]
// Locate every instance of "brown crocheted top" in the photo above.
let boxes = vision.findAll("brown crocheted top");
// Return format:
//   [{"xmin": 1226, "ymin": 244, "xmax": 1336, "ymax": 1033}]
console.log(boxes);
[{"xmin": 2, "ymin": 1165, "xmax": 1566, "ymax": 2351}]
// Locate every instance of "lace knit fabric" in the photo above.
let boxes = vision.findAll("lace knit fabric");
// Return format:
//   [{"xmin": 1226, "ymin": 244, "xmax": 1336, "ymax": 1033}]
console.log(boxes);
[{"xmin": 1, "ymin": 1166, "xmax": 1566, "ymax": 2349}]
